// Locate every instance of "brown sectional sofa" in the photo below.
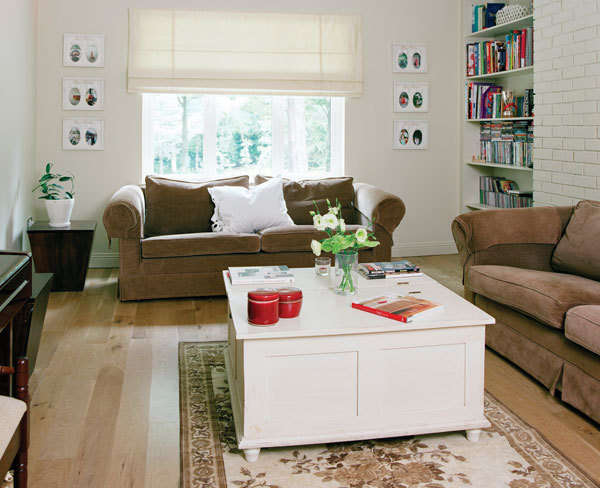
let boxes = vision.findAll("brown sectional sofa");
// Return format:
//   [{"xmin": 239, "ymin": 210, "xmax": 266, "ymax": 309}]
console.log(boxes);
[
  {"xmin": 452, "ymin": 201, "xmax": 600, "ymax": 423},
  {"xmin": 103, "ymin": 175, "xmax": 405, "ymax": 301}
]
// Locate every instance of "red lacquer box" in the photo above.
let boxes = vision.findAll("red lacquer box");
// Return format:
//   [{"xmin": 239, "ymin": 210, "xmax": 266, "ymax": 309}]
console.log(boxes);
[
  {"xmin": 278, "ymin": 287, "xmax": 303, "ymax": 319},
  {"xmin": 248, "ymin": 289, "xmax": 280, "ymax": 326}
]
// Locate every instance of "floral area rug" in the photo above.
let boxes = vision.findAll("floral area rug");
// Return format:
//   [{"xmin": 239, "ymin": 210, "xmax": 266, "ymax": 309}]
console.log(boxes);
[{"xmin": 179, "ymin": 343, "xmax": 597, "ymax": 488}]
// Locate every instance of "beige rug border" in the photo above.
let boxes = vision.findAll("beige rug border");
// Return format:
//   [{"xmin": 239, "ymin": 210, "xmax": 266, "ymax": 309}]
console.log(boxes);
[{"xmin": 179, "ymin": 341, "xmax": 599, "ymax": 488}]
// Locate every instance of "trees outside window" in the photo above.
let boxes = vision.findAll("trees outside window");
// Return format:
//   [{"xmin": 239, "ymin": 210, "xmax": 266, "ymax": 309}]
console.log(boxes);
[{"xmin": 145, "ymin": 94, "xmax": 343, "ymax": 178}]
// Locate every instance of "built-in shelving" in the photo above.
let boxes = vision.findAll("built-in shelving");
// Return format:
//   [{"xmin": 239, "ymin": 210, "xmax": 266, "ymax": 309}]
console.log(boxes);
[
  {"xmin": 466, "ymin": 116, "xmax": 534, "ymax": 122},
  {"xmin": 460, "ymin": 2, "xmax": 534, "ymax": 212},
  {"xmin": 467, "ymin": 161, "xmax": 533, "ymax": 171},
  {"xmin": 466, "ymin": 65, "xmax": 533, "ymax": 81},
  {"xmin": 466, "ymin": 14, "xmax": 533, "ymax": 39}
]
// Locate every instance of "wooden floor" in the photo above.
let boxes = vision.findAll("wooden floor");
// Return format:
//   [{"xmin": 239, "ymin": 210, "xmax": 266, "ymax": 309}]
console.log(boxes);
[{"xmin": 26, "ymin": 256, "xmax": 600, "ymax": 487}]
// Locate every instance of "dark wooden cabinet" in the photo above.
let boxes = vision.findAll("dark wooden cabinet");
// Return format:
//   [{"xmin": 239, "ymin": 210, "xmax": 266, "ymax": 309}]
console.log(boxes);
[{"xmin": 27, "ymin": 220, "xmax": 96, "ymax": 291}]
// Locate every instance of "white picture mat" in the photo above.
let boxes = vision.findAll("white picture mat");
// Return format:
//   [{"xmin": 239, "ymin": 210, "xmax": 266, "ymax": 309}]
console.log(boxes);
[
  {"xmin": 392, "ymin": 43, "xmax": 427, "ymax": 73},
  {"xmin": 393, "ymin": 83, "xmax": 429, "ymax": 112},
  {"xmin": 393, "ymin": 120, "xmax": 428, "ymax": 150},
  {"xmin": 63, "ymin": 34, "xmax": 105, "ymax": 67},
  {"xmin": 62, "ymin": 77, "xmax": 104, "ymax": 110},
  {"xmin": 63, "ymin": 117, "xmax": 104, "ymax": 151}
]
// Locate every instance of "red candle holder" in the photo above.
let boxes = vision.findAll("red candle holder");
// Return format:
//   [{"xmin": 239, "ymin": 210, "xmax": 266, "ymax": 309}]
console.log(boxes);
[
  {"xmin": 278, "ymin": 287, "xmax": 303, "ymax": 318},
  {"xmin": 248, "ymin": 289, "xmax": 280, "ymax": 326}
]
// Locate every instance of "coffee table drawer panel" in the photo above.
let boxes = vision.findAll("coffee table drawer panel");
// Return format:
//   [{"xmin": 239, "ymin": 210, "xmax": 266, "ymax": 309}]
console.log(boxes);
[{"xmin": 265, "ymin": 351, "xmax": 358, "ymax": 421}]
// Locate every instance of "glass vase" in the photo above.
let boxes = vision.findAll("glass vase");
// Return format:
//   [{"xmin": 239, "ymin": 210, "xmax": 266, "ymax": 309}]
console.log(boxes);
[{"xmin": 334, "ymin": 252, "xmax": 359, "ymax": 296}]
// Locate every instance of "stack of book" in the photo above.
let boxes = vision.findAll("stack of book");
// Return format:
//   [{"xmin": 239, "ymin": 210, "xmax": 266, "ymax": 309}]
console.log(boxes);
[
  {"xmin": 479, "ymin": 176, "xmax": 533, "ymax": 208},
  {"xmin": 358, "ymin": 261, "xmax": 422, "ymax": 279},
  {"xmin": 478, "ymin": 120, "xmax": 533, "ymax": 167},
  {"xmin": 471, "ymin": 3, "xmax": 505, "ymax": 32},
  {"xmin": 228, "ymin": 266, "xmax": 294, "ymax": 285},
  {"xmin": 466, "ymin": 28, "xmax": 533, "ymax": 76}
]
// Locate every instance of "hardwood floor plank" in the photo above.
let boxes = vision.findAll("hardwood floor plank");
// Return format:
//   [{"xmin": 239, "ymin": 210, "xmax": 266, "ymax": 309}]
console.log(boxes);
[
  {"xmin": 145, "ymin": 421, "xmax": 180, "ymax": 488},
  {"xmin": 67, "ymin": 365, "xmax": 125, "ymax": 488},
  {"xmin": 29, "ymin": 458, "xmax": 72, "ymax": 488}
]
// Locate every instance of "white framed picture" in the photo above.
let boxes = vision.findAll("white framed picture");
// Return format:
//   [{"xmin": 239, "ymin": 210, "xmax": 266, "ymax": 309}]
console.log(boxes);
[
  {"xmin": 63, "ymin": 118, "xmax": 104, "ymax": 151},
  {"xmin": 63, "ymin": 34, "xmax": 104, "ymax": 67},
  {"xmin": 394, "ymin": 83, "xmax": 429, "ymax": 112},
  {"xmin": 393, "ymin": 120, "xmax": 428, "ymax": 150},
  {"xmin": 62, "ymin": 78, "xmax": 104, "ymax": 111},
  {"xmin": 392, "ymin": 43, "xmax": 427, "ymax": 73}
]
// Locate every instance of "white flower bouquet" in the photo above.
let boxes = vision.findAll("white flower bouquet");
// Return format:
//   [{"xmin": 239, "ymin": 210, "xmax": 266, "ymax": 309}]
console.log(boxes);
[{"xmin": 310, "ymin": 199, "xmax": 379, "ymax": 294}]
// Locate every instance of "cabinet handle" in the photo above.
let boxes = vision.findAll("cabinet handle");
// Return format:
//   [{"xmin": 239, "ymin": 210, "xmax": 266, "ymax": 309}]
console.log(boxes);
[{"xmin": 0, "ymin": 280, "xmax": 29, "ymax": 314}]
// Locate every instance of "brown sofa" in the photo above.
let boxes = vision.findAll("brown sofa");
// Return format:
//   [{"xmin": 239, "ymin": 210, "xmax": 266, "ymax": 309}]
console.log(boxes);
[
  {"xmin": 103, "ymin": 175, "xmax": 406, "ymax": 301},
  {"xmin": 452, "ymin": 201, "xmax": 600, "ymax": 424}
]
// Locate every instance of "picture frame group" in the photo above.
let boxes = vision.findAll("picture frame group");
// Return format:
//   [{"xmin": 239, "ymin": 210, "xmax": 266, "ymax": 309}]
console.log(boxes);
[
  {"xmin": 392, "ymin": 43, "xmax": 427, "ymax": 73},
  {"xmin": 63, "ymin": 118, "xmax": 104, "ymax": 151},
  {"xmin": 393, "ymin": 120, "xmax": 428, "ymax": 150},
  {"xmin": 394, "ymin": 82, "xmax": 428, "ymax": 113},
  {"xmin": 62, "ymin": 78, "xmax": 104, "ymax": 111},
  {"xmin": 63, "ymin": 34, "xmax": 105, "ymax": 67}
]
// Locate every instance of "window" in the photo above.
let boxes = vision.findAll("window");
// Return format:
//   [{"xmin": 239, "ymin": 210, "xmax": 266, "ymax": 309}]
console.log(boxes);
[{"xmin": 143, "ymin": 94, "xmax": 344, "ymax": 179}]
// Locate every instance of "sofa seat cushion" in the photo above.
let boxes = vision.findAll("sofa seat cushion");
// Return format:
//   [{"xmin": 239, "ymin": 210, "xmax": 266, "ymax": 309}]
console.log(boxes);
[
  {"xmin": 259, "ymin": 225, "xmax": 366, "ymax": 253},
  {"xmin": 468, "ymin": 265, "xmax": 600, "ymax": 330},
  {"xmin": 142, "ymin": 232, "xmax": 260, "ymax": 258},
  {"xmin": 565, "ymin": 305, "xmax": 600, "ymax": 355}
]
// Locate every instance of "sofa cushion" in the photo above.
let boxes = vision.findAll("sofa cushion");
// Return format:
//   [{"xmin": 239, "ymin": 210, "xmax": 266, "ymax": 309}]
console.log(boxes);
[
  {"xmin": 256, "ymin": 175, "xmax": 356, "ymax": 225},
  {"xmin": 565, "ymin": 305, "xmax": 600, "ymax": 355},
  {"xmin": 142, "ymin": 232, "xmax": 260, "ymax": 258},
  {"xmin": 552, "ymin": 200, "xmax": 600, "ymax": 281},
  {"xmin": 468, "ymin": 265, "xmax": 600, "ymax": 330},
  {"xmin": 144, "ymin": 175, "xmax": 249, "ymax": 237},
  {"xmin": 259, "ymin": 224, "xmax": 366, "ymax": 253}
]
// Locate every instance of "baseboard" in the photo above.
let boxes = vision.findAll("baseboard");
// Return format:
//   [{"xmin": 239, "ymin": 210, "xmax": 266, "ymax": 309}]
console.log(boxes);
[
  {"xmin": 89, "ymin": 252, "xmax": 119, "ymax": 268},
  {"xmin": 392, "ymin": 241, "xmax": 457, "ymax": 257}
]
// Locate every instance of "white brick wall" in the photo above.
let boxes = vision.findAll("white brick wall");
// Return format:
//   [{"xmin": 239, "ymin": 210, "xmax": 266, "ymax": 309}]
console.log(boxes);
[{"xmin": 534, "ymin": 0, "xmax": 600, "ymax": 205}]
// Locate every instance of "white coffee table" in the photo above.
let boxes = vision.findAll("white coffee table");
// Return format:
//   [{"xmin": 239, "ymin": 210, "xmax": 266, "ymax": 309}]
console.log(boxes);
[{"xmin": 223, "ymin": 268, "xmax": 494, "ymax": 463}]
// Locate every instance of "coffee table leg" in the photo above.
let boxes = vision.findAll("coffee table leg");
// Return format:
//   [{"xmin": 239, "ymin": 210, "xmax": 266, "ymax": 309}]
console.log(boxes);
[
  {"xmin": 465, "ymin": 429, "xmax": 481, "ymax": 442},
  {"xmin": 243, "ymin": 448, "xmax": 261, "ymax": 463}
]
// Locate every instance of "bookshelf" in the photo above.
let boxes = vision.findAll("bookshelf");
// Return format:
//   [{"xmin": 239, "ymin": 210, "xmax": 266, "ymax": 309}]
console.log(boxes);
[{"xmin": 460, "ymin": 1, "xmax": 534, "ymax": 212}]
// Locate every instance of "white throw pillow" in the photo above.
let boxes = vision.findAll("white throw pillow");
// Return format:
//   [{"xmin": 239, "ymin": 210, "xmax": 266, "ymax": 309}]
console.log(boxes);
[{"xmin": 208, "ymin": 177, "xmax": 294, "ymax": 233}]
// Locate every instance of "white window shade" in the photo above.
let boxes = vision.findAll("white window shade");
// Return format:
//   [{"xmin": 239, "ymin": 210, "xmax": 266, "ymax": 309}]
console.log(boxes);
[{"xmin": 128, "ymin": 9, "xmax": 363, "ymax": 97}]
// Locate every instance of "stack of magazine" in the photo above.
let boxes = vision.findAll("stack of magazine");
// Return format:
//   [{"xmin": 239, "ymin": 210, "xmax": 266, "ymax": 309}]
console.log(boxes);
[
  {"xmin": 359, "ymin": 261, "xmax": 422, "ymax": 279},
  {"xmin": 228, "ymin": 266, "xmax": 294, "ymax": 285}
]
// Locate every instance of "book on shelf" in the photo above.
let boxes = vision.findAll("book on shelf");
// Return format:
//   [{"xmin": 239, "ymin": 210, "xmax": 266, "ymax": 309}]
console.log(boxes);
[
  {"xmin": 359, "ymin": 261, "xmax": 422, "ymax": 280},
  {"xmin": 479, "ymin": 176, "xmax": 533, "ymax": 208},
  {"xmin": 479, "ymin": 120, "xmax": 533, "ymax": 167},
  {"xmin": 466, "ymin": 27, "xmax": 533, "ymax": 76},
  {"xmin": 466, "ymin": 83, "xmax": 533, "ymax": 120},
  {"xmin": 228, "ymin": 265, "xmax": 294, "ymax": 285},
  {"xmin": 352, "ymin": 293, "xmax": 444, "ymax": 323},
  {"xmin": 471, "ymin": 3, "xmax": 505, "ymax": 33}
]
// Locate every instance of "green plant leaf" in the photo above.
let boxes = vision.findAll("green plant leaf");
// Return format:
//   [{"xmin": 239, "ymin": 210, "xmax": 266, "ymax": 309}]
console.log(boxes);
[
  {"xmin": 59, "ymin": 176, "xmax": 72, "ymax": 182},
  {"xmin": 66, "ymin": 192, "xmax": 73, "ymax": 199},
  {"xmin": 45, "ymin": 163, "xmax": 52, "ymax": 173}
]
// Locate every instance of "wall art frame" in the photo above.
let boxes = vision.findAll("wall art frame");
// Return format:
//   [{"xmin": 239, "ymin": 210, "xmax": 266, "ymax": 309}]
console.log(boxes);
[
  {"xmin": 393, "ymin": 82, "xmax": 429, "ymax": 113},
  {"xmin": 62, "ymin": 77, "xmax": 104, "ymax": 111},
  {"xmin": 393, "ymin": 120, "xmax": 428, "ymax": 150},
  {"xmin": 63, "ymin": 34, "xmax": 105, "ymax": 67},
  {"xmin": 392, "ymin": 43, "xmax": 427, "ymax": 73},
  {"xmin": 63, "ymin": 117, "xmax": 104, "ymax": 151}
]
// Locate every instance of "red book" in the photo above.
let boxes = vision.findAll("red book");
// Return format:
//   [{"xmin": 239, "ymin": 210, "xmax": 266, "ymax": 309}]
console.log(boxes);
[{"xmin": 352, "ymin": 293, "xmax": 444, "ymax": 323}]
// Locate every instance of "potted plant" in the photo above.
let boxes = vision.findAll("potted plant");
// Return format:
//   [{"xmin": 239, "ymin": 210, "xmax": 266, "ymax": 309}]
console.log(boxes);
[
  {"xmin": 310, "ymin": 200, "xmax": 379, "ymax": 295},
  {"xmin": 32, "ymin": 163, "xmax": 75, "ymax": 227}
]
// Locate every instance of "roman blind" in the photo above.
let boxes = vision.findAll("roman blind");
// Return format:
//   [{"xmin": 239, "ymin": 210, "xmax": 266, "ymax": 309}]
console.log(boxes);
[{"xmin": 127, "ymin": 9, "xmax": 363, "ymax": 97}]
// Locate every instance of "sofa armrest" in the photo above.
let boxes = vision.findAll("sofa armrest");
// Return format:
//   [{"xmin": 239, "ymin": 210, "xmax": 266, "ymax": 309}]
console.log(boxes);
[
  {"xmin": 452, "ymin": 207, "xmax": 568, "ymax": 283},
  {"xmin": 103, "ymin": 185, "xmax": 145, "ymax": 239},
  {"xmin": 353, "ymin": 183, "xmax": 406, "ymax": 236}
]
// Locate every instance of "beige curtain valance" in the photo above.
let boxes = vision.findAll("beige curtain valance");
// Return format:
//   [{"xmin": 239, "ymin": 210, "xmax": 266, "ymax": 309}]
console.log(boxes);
[{"xmin": 127, "ymin": 9, "xmax": 363, "ymax": 97}]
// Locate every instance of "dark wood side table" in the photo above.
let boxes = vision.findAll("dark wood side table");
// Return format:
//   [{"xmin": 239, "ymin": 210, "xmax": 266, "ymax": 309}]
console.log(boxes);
[{"xmin": 27, "ymin": 220, "xmax": 96, "ymax": 291}]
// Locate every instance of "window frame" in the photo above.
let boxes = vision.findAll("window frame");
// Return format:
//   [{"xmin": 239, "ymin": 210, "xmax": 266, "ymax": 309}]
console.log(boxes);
[{"xmin": 142, "ymin": 94, "xmax": 345, "ymax": 180}]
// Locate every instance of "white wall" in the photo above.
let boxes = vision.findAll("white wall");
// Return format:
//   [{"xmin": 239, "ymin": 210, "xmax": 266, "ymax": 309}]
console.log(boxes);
[
  {"xmin": 533, "ymin": 0, "xmax": 600, "ymax": 205},
  {"xmin": 36, "ymin": 0, "xmax": 461, "ymax": 265},
  {"xmin": 0, "ymin": 0, "xmax": 37, "ymax": 250}
]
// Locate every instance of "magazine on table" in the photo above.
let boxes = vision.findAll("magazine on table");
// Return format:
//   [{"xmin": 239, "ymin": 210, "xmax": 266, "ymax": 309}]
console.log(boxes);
[
  {"xmin": 228, "ymin": 265, "xmax": 295, "ymax": 285},
  {"xmin": 352, "ymin": 293, "xmax": 443, "ymax": 323},
  {"xmin": 359, "ymin": 261, "xmax": 422, "ymax": 279}
]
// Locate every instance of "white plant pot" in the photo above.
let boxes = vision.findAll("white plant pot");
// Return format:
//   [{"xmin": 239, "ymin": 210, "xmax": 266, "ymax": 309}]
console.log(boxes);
[{"xmin": 45, "ymin": 198, "xmax": 74, "ymax": 227}]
